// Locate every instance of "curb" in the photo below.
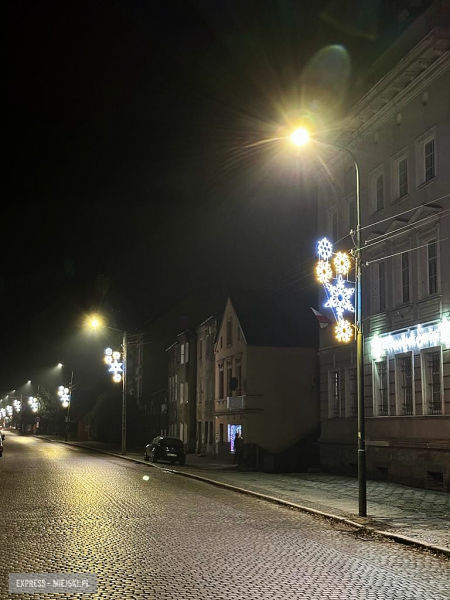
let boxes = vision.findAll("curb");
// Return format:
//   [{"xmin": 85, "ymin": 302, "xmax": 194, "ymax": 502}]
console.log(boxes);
[{"xmin": 45, "ymin": 437, "xmax": 450, "ymax": 559}]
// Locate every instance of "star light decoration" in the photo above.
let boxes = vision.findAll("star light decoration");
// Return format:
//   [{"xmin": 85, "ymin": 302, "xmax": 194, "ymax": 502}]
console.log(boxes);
[
  {"xmin": 104, "ymin": 347, "xmax": 123, "ymax": 383},
  {"xmin": 13, "ymin": 399, "xmax": 21, "ymax": 413},
  {"xmin": 316, "ymin": 237, "xmax": 355, "ymax": 343}
]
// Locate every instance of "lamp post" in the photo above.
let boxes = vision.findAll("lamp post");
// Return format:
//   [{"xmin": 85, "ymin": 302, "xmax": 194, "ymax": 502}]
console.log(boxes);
[
  {"xmin": 87, "ymin": 315, "xmax": 127, "ymax": 455},
  {"xmin": 291, "ymin": 128, "xmax": 366, "ymax": 517}
]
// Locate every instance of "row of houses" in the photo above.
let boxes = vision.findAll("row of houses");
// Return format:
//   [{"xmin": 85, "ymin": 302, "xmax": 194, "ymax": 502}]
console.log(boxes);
[{"xmin": 128, "ymin": 292, "xmax": 320, "ymax": 471}]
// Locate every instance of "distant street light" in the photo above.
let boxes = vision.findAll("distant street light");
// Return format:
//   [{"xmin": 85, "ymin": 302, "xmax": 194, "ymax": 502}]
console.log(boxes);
[{"xmin": 87, "ymin": 314, "xmax": 127, "ymax": 455}]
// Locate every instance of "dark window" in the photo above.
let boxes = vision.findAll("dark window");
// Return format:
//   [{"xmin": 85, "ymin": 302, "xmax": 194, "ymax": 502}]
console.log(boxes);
[
  {"xmin": 330, "ymin": 371, "xmax": 340, "ymax": 417},
  {"xmin": 209, "ymin": 421, "xmax": 213, "ymax": 444},
  {"xmin": 219, "ymin": 367, "xmax": 224, "ymax": 399},
  {"xmin": 377, "ymin": 361, "xmax": 388, "ymax": 416},
  {"xmin": 379, "ymin": 262, "xmax": 386, "ymax": 312},
  {"xmin": 204, "ymin": 421, "xmax": 209, "ymax": 445},
  {"xmin": 400, "ymin": 356, "xmax": 413, "ymax": 415},
  {"xmin": 427, "ymin": 351, "xmax": 442, "ymax": 415},
  {"xmin": 402, "ymin": 252, "xmax": 410, "ymax": 303},
  {"xmin": 226, "ymin": 319, "xmax": 232, "ymax": 346},
  {"xmin": 398, "ymin": 158, "xmax": 408, "ymax": 197},
  {"xmin": 219, "ymin": 423, "xmax": 224, "ymax": 445},
  {"xmin": 376, "ymin": 174, "xmax": 384, "ymax": 211},
  {"xmin": 424, "ymin": 139, "xmax": 435, "ymax": 182},
  {"xmin": 227, "ymin": 364, "xmax": 233, "ymax": 395},
  {"xmin": 428, "ymin": 240, "xmax": 437, "ymax": 295}
]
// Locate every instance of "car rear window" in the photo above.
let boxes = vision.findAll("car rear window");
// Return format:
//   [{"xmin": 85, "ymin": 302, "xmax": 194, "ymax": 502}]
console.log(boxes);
[{"xmin": 162, "ymin": 438, "xmax": 183, "ymax": 447}]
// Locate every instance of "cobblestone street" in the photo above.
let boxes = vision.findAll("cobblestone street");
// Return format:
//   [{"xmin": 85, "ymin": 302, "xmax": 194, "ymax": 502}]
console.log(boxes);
[{"xmin": 1, "ymin": 434, "xmax": 449, "ymax": 599}]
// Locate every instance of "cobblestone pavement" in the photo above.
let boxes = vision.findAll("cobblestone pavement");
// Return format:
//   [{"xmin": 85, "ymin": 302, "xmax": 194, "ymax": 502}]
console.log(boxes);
[
  {"xmin": 1, "ymin": 435, "xmax": 449, "ymax": 599},
  {"xmin": 39, "ymin": 436, "xmax": 450, "ymax": 554}
]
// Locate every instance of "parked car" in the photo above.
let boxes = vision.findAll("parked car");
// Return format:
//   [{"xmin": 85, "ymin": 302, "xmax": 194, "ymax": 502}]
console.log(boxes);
[
  {"xmin": 144, "ymin": 436, "xmax": 186, "ymax": 465},
  {"xmin": 0, "ymin": 433, "xmax": 5, "ymax": 457}
]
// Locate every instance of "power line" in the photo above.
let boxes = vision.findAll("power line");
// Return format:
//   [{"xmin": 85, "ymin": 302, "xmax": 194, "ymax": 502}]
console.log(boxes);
[{"xmin": 365, "ymin": 234, "xmax": 450, "ymax": 265}]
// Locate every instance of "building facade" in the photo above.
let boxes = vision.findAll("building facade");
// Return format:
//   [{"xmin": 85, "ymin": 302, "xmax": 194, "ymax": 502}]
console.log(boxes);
[
  {"xmin": 214, "ymin": 295, "xmax": 320, "ymax": 471},
  {"xmin": 195, "ymin": 314, "xmax": 218, "ymax": 456},
  {"xmin": 167, "ymin": 330, "xmax": 197, "ymax": 452},
  {"xmin": 317, "ymin": 3, "xmax": 450, "ymax": 490}
]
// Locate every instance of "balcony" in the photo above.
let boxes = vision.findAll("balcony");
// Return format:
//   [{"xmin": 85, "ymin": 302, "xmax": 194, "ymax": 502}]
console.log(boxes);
[
  {"xmin": 214, "ymin": 395, "xmax": 263, "ymax": 415},
  {"xmin": 227, "ymin": 395, "xmax": 246, "ymax": 410}
]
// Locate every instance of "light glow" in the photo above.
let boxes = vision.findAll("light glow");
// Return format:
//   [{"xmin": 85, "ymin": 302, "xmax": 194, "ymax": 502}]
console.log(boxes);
[
  {"xmin": 325, "ymin": 274, "xmax": 355, "ymax": 317},
  {"xmin": 371, "ymin": 317, "xmax": 450, "ymax": 360},
  {"xmin": 290, "ymin": 127, "xmax": 310, "ymax": 146},
  {"xmin": 317, "ymin": 238, "xmax": 333, "ymax": 260},
  {"xmin": 316, "ymin": 260, "xmax": 333, "ymax": 284},
  {"xmin": 334, "ymin": 252, "xmax": 351, "ymax": 276},
  {"xmin": 335, "ymin": 319, "xmax": 353, "ymax": 343}
]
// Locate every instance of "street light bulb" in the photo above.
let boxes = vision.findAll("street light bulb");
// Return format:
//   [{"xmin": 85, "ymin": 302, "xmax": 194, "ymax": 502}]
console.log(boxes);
[
  {"xmin": 290, "ymin": 127, "xmax": 310, "ymax": 146},
  {"xmin": 88, "ymin": 314, "xmax": 104, "ymax": 329},
  {"xmin": 57, "ymin": 363, "xmax": 63, "ymax": 368}
]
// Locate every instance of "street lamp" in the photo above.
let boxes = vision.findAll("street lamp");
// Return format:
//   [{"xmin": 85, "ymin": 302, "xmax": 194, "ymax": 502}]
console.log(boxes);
[
  {"xmin": 291, "ymin": 128, "xmax": 366, "ymax": 517},
  {"xmin": 87, "ymin": 315, "xmax": 128, "ymax": 455}
]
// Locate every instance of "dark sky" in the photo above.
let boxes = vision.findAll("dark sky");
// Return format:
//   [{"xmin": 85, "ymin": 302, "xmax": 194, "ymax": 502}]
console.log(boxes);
[{"xmin": 3, "ymin": 0, "xmax": 414, "ymax": 392}]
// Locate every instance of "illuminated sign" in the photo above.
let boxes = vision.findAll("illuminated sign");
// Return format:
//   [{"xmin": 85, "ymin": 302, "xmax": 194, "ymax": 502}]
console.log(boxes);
[{"xmin": 371, "ymin": 317, "xmax": 450, "ymax": 360}]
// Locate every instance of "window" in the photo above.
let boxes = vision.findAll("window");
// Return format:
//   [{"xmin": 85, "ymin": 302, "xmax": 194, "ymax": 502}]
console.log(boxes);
[
  {"xmin": 373, "ymin": 360, "xmax": 389, "ymax": 416},
  {"xmin": 204, "ymin": 421, "xmax": 209, "ymax": 445},
  {"xmin": 219, "ymin": 364, "xmax": 224, "ymax": 399},
  {"xmin": 398, "ymin": 158, "xmax": 408, "ymax": 198},
  {"xmin": 174, "ymin": 374, "xmax": 178, "ymax": 402},
  {"xmin": 421, "ymin": 349, "xmax": 443, "ymax": 415},
  {"xmin": 328, "ymin": 370, "xmax": 340, "ymax": 418},
  {"xmin": 236, "ymin": 363, "xmax": 242, "ymax": 395},
  {"xmin": 209, "ymin": 421, "xmax": 213, "ymax": 444},
  {"xmin": 402, "ymin": 252, "xmax": 410, "ymax": 303},
  {"xmin": 226, "ymin": 318, "xmax": 232, "ymax": 346},
  {"xmin": 180, "ymin": 382, "xmax": 184, "ymax": 404},
  {"xmin": 416, "ymin": 128, "xmax": 436, "ymax": 186},
  {"xmin": 185, "ymin": 381, "xmax": 188, "ymax": 402},
  {"xmin": 219, "ymin": 423, "xmax": 224, "ymax": 445},
  {"xmin": 376, "ymin": 174, "xmax": 384, "ymax": 211},
  {"xmin": 424, "ymin": 139, "xmax": 435, "ymax": 182},
  {"xmin": 379, "ymin": 262, "xmax": 386, "ymax": 312},
  {"xmin": 345, "ymin": 368, "xmax": 357, "ymax": 417},
  {"xmin": 392, "ymin": 149, "xmax": 409, "ymax": 201},
  {"xmin": 396, "ymin": 354, "xmax": 414, "ymax": 415},
  {"xmin": 428, "ymin": 240, "xmax": 437, "ymax": 295},
  {"xmin": 185, "ymin": 342, "xmax": 189, "ymax": 363},
  {"xmin": 227, "ymin": 362, "xmax": 233, "ymax": 395},
  {"xmin": 180, "ymin": 344, "xmax": 185, "ymax": 365}
]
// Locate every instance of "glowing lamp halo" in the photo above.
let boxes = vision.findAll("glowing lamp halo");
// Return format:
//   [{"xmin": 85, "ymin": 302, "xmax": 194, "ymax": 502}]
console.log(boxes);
[{"xmin": 113, "ymin": 373, "xmax": 122, "ymax": 383}]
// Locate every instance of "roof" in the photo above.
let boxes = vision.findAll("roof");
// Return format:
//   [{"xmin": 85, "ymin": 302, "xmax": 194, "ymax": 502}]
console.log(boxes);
[{"xmin": 227, "ymin": 290, "xmax": 319, "ymax": 349}]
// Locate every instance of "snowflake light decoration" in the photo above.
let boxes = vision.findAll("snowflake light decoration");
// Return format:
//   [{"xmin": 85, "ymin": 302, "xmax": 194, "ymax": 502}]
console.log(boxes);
[
  {"xmin": 316, "ymin": 260, "xmax": 333, "ymax": 284},
  {"xmin": 335, "ymin": 319, "xmax": 353, "ymax": 343},
  {"xmin": 317, "ymin": 237, "xmax": 333, "ymax": 260},
  {"xmin": 325, "ymin": 275, "xmax": 355, "ymax": 317},
  {"xmin": 104, "ymin": 347, "xmax": 123, "ymax": 383},
  {"xmin": 333, "ymin": 252, "xmax": 351, "ymax": 276},
  {"xmin": 58, "ymin": 386, "xmax": 71, "ymax": 408}
]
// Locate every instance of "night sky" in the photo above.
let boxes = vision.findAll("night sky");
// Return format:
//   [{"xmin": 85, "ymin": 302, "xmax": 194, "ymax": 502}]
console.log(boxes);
[{"xmin": 3, "ymin": 0, "xmax": 411, "ymax": 392}]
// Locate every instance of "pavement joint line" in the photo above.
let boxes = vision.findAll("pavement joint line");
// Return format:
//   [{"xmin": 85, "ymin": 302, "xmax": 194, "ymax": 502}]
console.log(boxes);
[{"xmin": 44, "ymin": 437, "xmax": 450, "ymax": 559}]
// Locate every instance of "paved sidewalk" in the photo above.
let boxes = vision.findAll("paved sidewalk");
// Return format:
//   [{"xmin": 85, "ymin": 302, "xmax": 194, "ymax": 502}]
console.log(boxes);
[{"xmin": 37, "ymin": 434, "xmax": 450, "ymax": 557}]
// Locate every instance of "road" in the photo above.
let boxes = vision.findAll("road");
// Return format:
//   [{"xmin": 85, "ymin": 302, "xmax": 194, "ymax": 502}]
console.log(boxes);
[{"xmin": 0, "ymin": 433, "xmax": 449, "ymax": 599}]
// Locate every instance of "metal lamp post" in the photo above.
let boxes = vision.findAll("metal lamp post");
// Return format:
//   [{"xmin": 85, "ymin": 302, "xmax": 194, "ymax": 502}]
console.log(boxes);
[{"xmin": 291, "ymin": 129, "xmax": 366, "ymax": 517}]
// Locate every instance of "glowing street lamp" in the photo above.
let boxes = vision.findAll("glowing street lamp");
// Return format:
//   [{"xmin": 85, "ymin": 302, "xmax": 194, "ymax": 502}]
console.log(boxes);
[
  {"xmin": 290, "ymin": 128, "xmax": 366, "ymax": 517},
  {"xmin": 87, "ymin": 314, "xmax": 128, "ymax": 455}
]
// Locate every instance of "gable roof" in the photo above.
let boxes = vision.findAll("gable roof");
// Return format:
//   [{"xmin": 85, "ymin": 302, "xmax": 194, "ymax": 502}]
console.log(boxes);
[{"xmin": 226, "ymin": 290, "xmax": 319, "ymax": 349}]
